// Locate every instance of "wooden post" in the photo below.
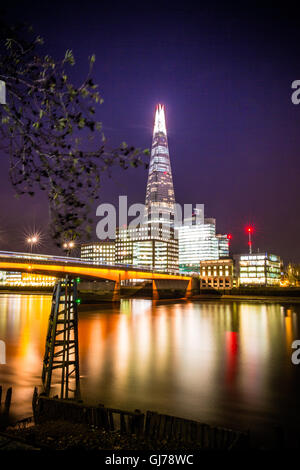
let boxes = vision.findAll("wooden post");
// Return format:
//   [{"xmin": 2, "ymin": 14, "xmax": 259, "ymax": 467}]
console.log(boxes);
[
  {"xmin": 32, "ymin": 387, "xmax": 38, "ymax": 423},
  {"xmin": 4, "ymin": 387, "xmax": 12, "ymax": 414},
  {"xmin": 133, "ymin": 409, "xmax": 144, "ymax": 436}
]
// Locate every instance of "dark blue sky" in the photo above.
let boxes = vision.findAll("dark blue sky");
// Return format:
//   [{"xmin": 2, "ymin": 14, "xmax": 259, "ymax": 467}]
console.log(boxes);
[{"xmin": 1, "ymin": 1, "xmax": 300, "ymax": 262}]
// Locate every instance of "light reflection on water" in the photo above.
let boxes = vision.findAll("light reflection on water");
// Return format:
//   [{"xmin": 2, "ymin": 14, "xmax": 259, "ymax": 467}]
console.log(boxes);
[{"xmin": 0, "ymin": 294, "xmax": 300, "ymax": 441}]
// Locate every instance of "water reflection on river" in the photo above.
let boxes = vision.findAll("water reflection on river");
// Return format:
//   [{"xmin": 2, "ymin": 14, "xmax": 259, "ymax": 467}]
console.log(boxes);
[{"xmin": 0, "ymin": 294, "xmax": 300, "ymax": 442}]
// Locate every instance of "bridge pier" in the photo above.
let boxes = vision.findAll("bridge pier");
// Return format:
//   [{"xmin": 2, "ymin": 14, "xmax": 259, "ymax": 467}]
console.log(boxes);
[
  {"xmin": 185, "ymin": 278, "xmax": 193, "ymax": 299},
  {"xmin": 151, "ymin": 278, "xmax": 197, "ymax": 299},
  {"xmin": 152, "ymin": 280, "xmax": 160, "ymax": 300},
  {"xmin": 112, "ymin": 276, "xmax": 121, "ymax": 302},
  {"xmin": 184, "ymin": 277, "xmax": 199, "ymax": 299}
]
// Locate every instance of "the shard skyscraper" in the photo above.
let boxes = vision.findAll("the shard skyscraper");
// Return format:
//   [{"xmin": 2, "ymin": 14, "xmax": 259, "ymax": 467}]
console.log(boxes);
[
  {"xmin": 116, "ymin": 104, "xmax": 179, "ymax": 273},
  {"xmin": 144, "ymin": 104, "xmax": 175, "ymax": 229}
]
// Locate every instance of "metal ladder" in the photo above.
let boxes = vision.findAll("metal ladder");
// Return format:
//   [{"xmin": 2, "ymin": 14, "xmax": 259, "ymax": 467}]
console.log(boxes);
[{"xmin": 42, "ymin": 277, "xmax": 80, "ymax": 400}]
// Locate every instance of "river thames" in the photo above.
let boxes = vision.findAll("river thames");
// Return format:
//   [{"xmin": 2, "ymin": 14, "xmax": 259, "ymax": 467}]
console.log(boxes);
[{"xmin": 0, "ymin": 293, "xmax": 300, "ymax": 446}]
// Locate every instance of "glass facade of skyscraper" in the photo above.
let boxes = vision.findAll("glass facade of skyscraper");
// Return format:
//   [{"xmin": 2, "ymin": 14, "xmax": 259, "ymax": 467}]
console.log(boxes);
[
  {"xmin": 178, "ymin": 218, "xmax": 229, "ymax": 274},
  {"xmin": 217, "ymin": 234, "xmax": 230, "ymax": 258},
  {"xmin": 113, "ymin": 104, "xmax": 179, "ymax": 274},
  {"xmin": 115, "ymin": 226, "xmax": 178, "ymax": 273},
  {"xmin": 144, "ymin": 104, "xmax": 175, "ymax": 231}
]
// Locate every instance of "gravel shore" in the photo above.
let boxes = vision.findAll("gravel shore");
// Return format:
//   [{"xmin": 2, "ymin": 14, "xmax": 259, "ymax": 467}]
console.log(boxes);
[{"xmin": 7, "ymin": 420, "xmax": 204, "ymax": 451}]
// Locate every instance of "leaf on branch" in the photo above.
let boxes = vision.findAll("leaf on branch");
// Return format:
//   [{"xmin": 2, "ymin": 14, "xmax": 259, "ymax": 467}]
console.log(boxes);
[
  {"xmin": 35, "ymin": 35, "xmax": 44, "ymax": 45},
  {"xmin": 64, "ymin": 49, "xmax": 75, "ymax": 66}
]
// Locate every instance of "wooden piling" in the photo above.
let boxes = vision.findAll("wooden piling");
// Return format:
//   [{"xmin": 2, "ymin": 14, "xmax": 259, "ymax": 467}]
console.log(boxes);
[
  {"xmin": 32, "ymin": 395, "xmax": 248, "ymax": 449},
  {"xmin": 4, "ymin": 387, "xmax": 12, "ymax": 414},
  {"xmin": 32, "ymin": 386, "xmax": 38, "ymax": 423}
]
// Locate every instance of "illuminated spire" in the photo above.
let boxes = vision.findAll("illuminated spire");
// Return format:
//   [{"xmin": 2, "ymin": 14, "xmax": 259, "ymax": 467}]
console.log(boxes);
[
  {"xmin": 153, "ymin": 104, "xmax": 167, "ymax": 135},
  {"xmin": 145, "ymin": 104, "xmax": 175, "ymax": 217}
]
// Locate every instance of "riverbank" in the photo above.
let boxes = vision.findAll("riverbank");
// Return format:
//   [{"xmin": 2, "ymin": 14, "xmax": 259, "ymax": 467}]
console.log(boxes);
[
  {"xmin": 5, "ymin": 420, "xmax": 217, "ymax": 451},
  {"xmin": 2, "ymin": 286, "xmax": 300, "ymax": 304},
  {"xmin": 3, "ymin": 393, "xmax": 249, "ymax": 451},
  {"xmin": 1, "ymin": 290, "xmax": 300, "ymax": 305},
  {"xmin": 220, "ymin": 295, "xmax": 300, "ymax": 303},
  {"xmin": 0, "ymin": 288, "xmax": 52, "ymax": 295}
]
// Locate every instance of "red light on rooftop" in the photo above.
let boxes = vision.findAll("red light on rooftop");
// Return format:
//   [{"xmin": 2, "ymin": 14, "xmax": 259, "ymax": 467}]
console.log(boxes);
[
  {"xmin": 246, "ymin": 226, "xmax": 253, "ymax": 233},
  {"xmin": 227, "ymin": 234, "xmax": 232, "ymax": 240}
]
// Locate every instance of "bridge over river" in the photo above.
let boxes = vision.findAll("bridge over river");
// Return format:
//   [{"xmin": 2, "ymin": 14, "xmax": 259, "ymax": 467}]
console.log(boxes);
[{"xmin": 0, "ymin": 250, "xmax": 195, "ymax": 300}]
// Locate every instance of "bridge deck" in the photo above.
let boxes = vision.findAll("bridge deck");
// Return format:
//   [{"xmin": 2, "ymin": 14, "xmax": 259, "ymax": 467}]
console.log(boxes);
[{"xmin": 0, "ymin": 251, "xmax": 191, "ymax": 282}]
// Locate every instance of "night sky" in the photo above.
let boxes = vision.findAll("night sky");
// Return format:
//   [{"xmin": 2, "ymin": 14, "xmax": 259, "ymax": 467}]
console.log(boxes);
[{"xmin": 1, "ymin": 1, "xmax": 300, "ymax": 262}]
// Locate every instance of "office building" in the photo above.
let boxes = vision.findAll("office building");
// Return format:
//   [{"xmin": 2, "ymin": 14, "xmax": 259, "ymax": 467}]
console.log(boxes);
[
  {"xmin": 144, "ymin": 104, "xmax": 175, "ymax": 231},
  {"xmin": 235, "ymin": 253, "xmax": 281, "ymax": 286},
  {"xmin": 115, "ymin": 226, "xmax": 178, "ymax": 273},
  {"xmin": 81, "ymin": 241, "xmax": 115, "ymax": 265},
  {"xmin": 0, "ymin": 271, "xmax": 56, "ymax": 287},
  {"xmin": 178, "ymin": 216, "xmax": 229, "ymax": 274},
  {"xmin": 200, "ymin": 259, "xmax": 236, "ymax": 289},
  {"xmin": 114, "ymin": 105, "xmax": 179, "ymax": 274},
  {"xmin": 217, "ymin": 234, "xmax": 230, "ymax": 258}
]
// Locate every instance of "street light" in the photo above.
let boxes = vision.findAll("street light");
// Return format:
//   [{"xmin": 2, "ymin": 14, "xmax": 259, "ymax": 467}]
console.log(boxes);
[
  {"xmin": 27, "ymin": 235, "xmax": 39, "ymax": 253},
  {"xmin": 63, "ymin": 241, "xmax": 75, "ymax": 257}
]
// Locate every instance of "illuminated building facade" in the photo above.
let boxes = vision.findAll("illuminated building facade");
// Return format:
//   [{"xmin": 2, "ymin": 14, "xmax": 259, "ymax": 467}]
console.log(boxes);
[
  {"xmin": 142, "ymin": 104, "xmax": 178, "ymax": 272},
  {"xmin": 114, "ymin": 105, "xmax": 179, "ymax": 274},
  {"xmin": 80, "ymin": 241, "xmax": 115, "ymax": 265},
  {"xmin": 217, "ymin": 234, "xmax": 230, "ymax": 258},
  {"xmin": 235, "ymin": 253, "xmax": 281, "ymax": 286},
  {"xmin": 0, "ymin": 271, "xmax": 56, "ymax": 287},
  {"xmin": 178, "ymin": 216, "xmax": 229, "ymax": 274},
  {"xmin": 133, "ymin": 239, "xmax": 178, "ymax": 272},
  {"xmin": 115, "ymin": 227, "xmax": 134, "ymax": 265},
  {"xmin": 21, "ymin": 273, "xmax": 56, "ymax": 287},
  {"xmin": 200, "ymin": 259, "xmax": 236, "ymax": 289},
  {"xmin": 115, "ymin": 226, "xmax": 178, "ymax": 273},
  {"xmin": 4, "ymin": 271, "xmax": 22, "ymax": 284},
  {"xmin": 144, "ymin": 104, "xmax": 175, "ymax": 230}
]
